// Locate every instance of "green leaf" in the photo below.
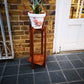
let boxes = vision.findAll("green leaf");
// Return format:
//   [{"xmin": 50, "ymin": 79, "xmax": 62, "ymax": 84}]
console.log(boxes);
[
  {"xmin": 39, "ymin": 0, "xmax": 41, "ymax": 3},
  {"xmin": 34, "ymin": 4, "xmax": 40, "ymax": 14},
  {"xmin": 34, "ymin": 0, "xmax": 38, "ymax": 7},
  {"xmin": 32, "ymin": 0, "xmax": 43, "ymax": 14},
  {"xmin": 39, "ymin": 8, "xmax": 42, "ymax": 13},
  {"xmin": 41, "ymin": 0, "xmax": 43, "ymax": 7}
]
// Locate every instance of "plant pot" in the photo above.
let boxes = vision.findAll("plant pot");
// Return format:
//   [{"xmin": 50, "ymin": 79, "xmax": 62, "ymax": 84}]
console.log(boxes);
[{"xmin": 28, "ymin": 12, "xmax": 46, "ymax": 29}]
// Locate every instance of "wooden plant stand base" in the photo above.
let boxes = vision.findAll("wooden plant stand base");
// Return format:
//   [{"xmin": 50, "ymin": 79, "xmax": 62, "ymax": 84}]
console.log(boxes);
[{"xmin": 28, "ymin": 24, "xmax": 47, "ymax": 69}]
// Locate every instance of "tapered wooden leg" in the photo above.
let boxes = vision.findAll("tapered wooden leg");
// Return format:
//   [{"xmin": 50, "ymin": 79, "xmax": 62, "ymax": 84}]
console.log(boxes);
[
  {"xmin": 44, "ymin": 26, "xmax": 47, "ymax": 67},
  {"xmin": 30, "ymin": 24, "xmax": 32, "ymax": 57},
  {"xmin": 41, "ymin": 30, "xmax": 43, "ymax": 54},
  {"xmin": 31, "ymin": 27, "xmax": 34, "ymax": 69},
  {"xmin": 29, "ymin": 24, "xmax": 34, "ymax": 69}
]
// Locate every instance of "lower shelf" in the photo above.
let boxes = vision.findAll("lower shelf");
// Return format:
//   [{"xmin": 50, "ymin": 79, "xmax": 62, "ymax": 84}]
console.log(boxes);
[{"xmin": 28, "ymin": 54, "xmax": 44, "ymax": 65}]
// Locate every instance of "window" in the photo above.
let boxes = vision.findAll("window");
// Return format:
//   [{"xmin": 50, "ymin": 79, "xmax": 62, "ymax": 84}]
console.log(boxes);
[{"xmin": 69, "ymin": 0, "xmax": 84, "ymax": 19}]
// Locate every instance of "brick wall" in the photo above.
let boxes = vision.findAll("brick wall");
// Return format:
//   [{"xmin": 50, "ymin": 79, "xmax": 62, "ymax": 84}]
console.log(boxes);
[{"xmin": 0, "ymin": 0, "xmax": 56, "ymax": 58}]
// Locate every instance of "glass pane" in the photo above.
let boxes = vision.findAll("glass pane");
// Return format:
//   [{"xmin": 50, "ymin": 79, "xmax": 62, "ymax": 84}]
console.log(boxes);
[
  {"xmin": 81, "ymin": 1, "xmax": 84, "ymax": 18},
  {"xmin": 69, "ymin": 0, "xmax": 82, "ymax": 19}
]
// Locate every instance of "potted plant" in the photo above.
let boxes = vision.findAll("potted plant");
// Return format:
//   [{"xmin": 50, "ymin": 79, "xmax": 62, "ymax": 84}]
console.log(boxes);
[{"xmin": 28, "ymin": 0, "xmax": 46, "ymax": 29}]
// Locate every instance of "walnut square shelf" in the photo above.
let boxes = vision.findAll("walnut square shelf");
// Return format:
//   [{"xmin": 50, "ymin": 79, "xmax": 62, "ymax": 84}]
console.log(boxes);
[
  {"xmin": 28, "ymin": 54, "xmax": 44, "ymax": 65},
  {"xmin": 28, "ymin": 24, "xmax": 47, "ymax": 69}
]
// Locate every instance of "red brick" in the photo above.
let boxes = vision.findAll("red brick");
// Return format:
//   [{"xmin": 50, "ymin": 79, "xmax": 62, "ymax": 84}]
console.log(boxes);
[
  {"xmin": 10, "ymin": 5, "xmax": 17, "ymax": 9},
  {"xmin": 7, "ymin": 0, "xmax": 21, "ymax": 4},
  {"xmin": 24, "ymin": 21, "xmax": 30, "ymax": 25}
]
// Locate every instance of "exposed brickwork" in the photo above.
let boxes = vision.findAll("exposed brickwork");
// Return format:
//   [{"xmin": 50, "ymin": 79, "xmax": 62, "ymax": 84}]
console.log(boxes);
[{"xmin": 0, "ymin": 0, "xmax": 56, "ymax": 58}]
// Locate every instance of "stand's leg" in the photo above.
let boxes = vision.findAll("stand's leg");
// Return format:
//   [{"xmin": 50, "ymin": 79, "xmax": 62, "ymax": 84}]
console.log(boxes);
[
  {"xmin": 31, "ymin": 27, "xmax": 34, "ymax": 69},
  {"xmin": 44, "ymin": 26, "xmax": 47, "ymax": 67},
  {"xmin": 41, "ymin": 30, "xmax": 43, "ymax": 54},
  {"xmin": 30, "ymin": 24, "xmax": 32, "ymax": 57}
]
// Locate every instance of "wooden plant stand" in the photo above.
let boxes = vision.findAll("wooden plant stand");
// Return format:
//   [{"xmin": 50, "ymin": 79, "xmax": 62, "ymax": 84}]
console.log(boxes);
[{"xmin": 28, "ymin": 24, "xmax": 47, "ymax": 69}]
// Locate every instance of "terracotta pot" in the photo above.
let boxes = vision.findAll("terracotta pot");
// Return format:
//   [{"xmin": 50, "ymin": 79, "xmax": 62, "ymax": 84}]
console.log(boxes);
[{"xmin": 28, "ymin": 12, "xmax": 46, "ymax": 29}]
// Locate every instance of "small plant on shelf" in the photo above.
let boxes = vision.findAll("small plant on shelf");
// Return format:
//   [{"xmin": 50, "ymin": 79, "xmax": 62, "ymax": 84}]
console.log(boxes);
[
  {"xmin": 30, "ymin": 0, "xmax": 43, "ymax": 14},
  {"xmin": 28, "ymin": 0, "xmax": 46, "ymax": 29}
]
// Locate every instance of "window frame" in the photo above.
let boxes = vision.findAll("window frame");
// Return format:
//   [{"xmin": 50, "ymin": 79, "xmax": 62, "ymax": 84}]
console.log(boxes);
[{"xmin": 69, "ymin": 0, "xmax": 84, "ymax": 19}]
